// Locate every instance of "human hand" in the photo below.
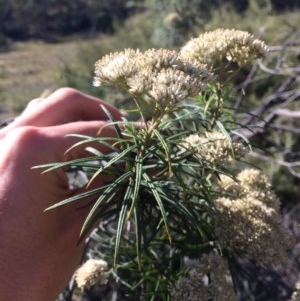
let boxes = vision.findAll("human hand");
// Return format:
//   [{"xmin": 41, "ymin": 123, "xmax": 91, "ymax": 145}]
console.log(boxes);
[{"xmin": 0, "ymin": 88, "xmax": 122, "ymax": 301}]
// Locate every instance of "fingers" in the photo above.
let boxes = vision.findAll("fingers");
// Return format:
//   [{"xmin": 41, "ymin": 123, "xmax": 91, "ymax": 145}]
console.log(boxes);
[
  {"xmin": 21, "ymin": 97, "xmax": 44, "ymax": 114},
  {"xmin": 1, "ymin": 88, "xmax": 122, "ymax": 135},
  {"xmin": 2, "ymin": 121, "xmax": 119, "ymax": 165},
  {"xmin": 47, "ymin": 121, "xmax": 120, "ymax": 161}
]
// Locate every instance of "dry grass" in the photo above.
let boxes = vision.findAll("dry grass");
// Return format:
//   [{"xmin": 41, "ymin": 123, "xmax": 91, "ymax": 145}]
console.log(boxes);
[{"xmin": 0, "ymin": 38, "xmax": 89, "ymax": 119}]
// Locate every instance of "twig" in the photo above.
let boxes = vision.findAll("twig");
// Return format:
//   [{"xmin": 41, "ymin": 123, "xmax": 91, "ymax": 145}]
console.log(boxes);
[{"xmin": 249, "ymin": 151, "xmax": 300, "ymax": 178}]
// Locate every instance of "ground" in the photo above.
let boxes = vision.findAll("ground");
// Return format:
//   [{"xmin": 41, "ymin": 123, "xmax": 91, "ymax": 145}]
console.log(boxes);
[{"xmin": 0, "ymin": 38, "xmax": 85, "ymax": 120}]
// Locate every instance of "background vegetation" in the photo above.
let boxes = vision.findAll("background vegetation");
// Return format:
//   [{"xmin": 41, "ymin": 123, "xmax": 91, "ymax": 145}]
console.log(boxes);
[
  {"xmin": 1, "ymin": 0, "xmax": 300, "ymax": 48},
  {"xmin": 1, "ymin": 0, "xmax": 300, "ymax": 300}
]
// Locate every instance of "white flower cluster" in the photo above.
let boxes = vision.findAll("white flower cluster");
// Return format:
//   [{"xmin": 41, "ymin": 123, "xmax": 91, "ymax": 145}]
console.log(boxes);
[
  {"xmin": 171, "ymin": 253, "xmax": 235, "ymax": 301},
  {"xmin": 93, "ymin": 48, "xmax": 141, "ymax": 88},
  {"xmin": 180, "ymin": 28, "xmax": 268, "ymax": 67},
  {"xmin": 94, "ymin": 29, "xmax": 268, "ymax": 112},
  {"xmin": 75, "ymin": 258, "xmax": 109, "ymax": 290},
  {"xmin": 94, "ymin": 48, "xmax": 212, "ymax": 111},
  {"xmin": 213, "ymin": 169, "xmax": 293, "ymax": 266},
  {"xmin": 182, "ymin": 131, "xmax": 248, "ymax": 166},
  {"xmin": 290, "ymin": 277, "xmax": 300, "ymax": 301}
]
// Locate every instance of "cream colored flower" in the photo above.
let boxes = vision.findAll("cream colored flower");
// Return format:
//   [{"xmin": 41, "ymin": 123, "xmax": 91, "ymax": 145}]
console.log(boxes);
[
  {"xmin": 93, "ymin": 48, "xmax": 141, "ymax": 88},
  {"xmin": 171, "ymin": 253, "xmax": 235, "ymax": 301},
  {"xmin": 290, "ymin": 277, "xmax": 300, "ymax": 301},
  {"xmin": 127, "ymin": 49, "xmax": 211, "ymax": 109},
  {"xmin": 182, "ymin": 131, "xmax": 248, "ymax": 166},
  {"xmin": 180, "ymin": 28, "xmax": 268, "ymax": 68},
  {"xmin": 75, "ymin": 258, "xmax": 109, "ymax": 290},
  {"xmin": 141, "ymin": 49, "xmax": 181, "ymax": 70},
  {"xmin": 128, "ymin": 67, "xmax": 210, "ymax": 109},
  {"xmin": 214, "ymin": 169, "xmax": 293, "ymax": 266},
  {"xmin": 94, "ymin": 48, "xmax": 212, "ymax": 110},
  {"xmin": 219, "ymin": 169, "xmax": 281, "ymax": 211}
]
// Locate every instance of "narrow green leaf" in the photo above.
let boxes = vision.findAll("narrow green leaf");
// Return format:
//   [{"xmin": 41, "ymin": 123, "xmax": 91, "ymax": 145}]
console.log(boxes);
[
  {"xmin": 65, "ymin": 135, "xmax": 122, "ymax": 154},
  {"xmin": 127, "ymin": 153, "xmax": 142, "ymax": 219},
  {"xmin": 230, "ymin": 129, "xmax": 252, "ymax": 150},
  {"xmin": 84, "ymin": 146, "xmax": 104, "ymax": 156},
  {"xmin": 100, "ymin": 104, "xmax": 124, "ymax": 141},
  {"xmin": 134, "ymin": 206, "xmax": 142, "ymax": 269},
  {"xmin": 80, "ymin": 171, "xmax": 132, "ymax": 240},
  {"xmin": 216, "ymin": 120, "xmax": 231, "ymax": 142},
  {"xmin": 216, "ymin": 120, "xmax": 235, "ymax": 154},
  {"xmin": 45, "ymin": 185, "xmax": 108, "ymax": 211},
  {"xmin": 159, "ymin": 194, "xmax": 206, "ymax": 239},
  {"xmin": 33, "ymin": 156, "xmax": 102, "ymax": 172},
  {"xmin": 204, "ymin": 94, "xmax": 215, "ymax": 116},
  {"xmin": 152, "ymin": 128, "xmax": 171, "ymax": 175},
  {"xmin": 142, "ymin": 172, "xmax": 171, "ymax": 243},
  {"xmin": 79, "ymin": 191, "xmax": 118, "ymax": 243},
  {"xmin": 88, "ymin": 143, "xmax": 136, "ymax": 185},
  {"xmin": 114, "ymin": 183, "xmax": 133, "ymax": 265}
]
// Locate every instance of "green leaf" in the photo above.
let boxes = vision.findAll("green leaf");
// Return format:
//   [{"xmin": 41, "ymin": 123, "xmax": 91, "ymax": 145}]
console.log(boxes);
[
  {"xmin": 80, "ymin": 171, "xmax": 132, "ymax": 240},
  {"xmin": 84, "ymin": 146, "xmax": 104, "ymax": 156},
  {"xmin": 160, "ymin": 193, "xmax": 207, "ymax": 240},
  {"xmin": 142, "ymin": 172, "xmax": 171, "ymax": 243},
  {"xmin": 33, "ymin": 156, "xmax": 100, "ymax": 172},
  {"xmin": 114, "ymin": 182, "xmax": 133, "ymax": 265},
  {"xmin": 100, "ymin": 104, "xmax": 124, "ymax": 141},
  {"xmin": 204, "ymin": 93, "xmax": 216, "ymax": 116},
  {"xmin": 45, "ymin": 185, "xmax": 109, "ymax": 211},
  {"xmin": 88, "ymin": 143, "xmax": 136, "ymax": 185},
  {"xmin": 231, "ymin": 129, "xmax": 252, "ymax": 150},
  {"xmin": 152, "ymin": 128, "xmax": 171, "ymax": 175},
  {"xmin": 127, "ymin": 152, "xmax": 143, "ymax": 218},
  {"xmin": 134, "ymin": 206, "xmax": 142, "ymax": 269},
  {"xmin": 216, "ymin": 120, "xmax": 230, "ymax": 140},
  {"xmin": 65, "ymin": 135, "xmax": 122, "ymax": 153},
  {"xmin": 216, "ymin": 120, "xmax": 236, "ymax": 155}
]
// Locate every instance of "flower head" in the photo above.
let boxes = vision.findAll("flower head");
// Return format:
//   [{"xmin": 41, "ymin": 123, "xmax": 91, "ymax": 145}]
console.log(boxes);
[
  {"xmin": 171, "ymin": 253, "xmax": 235, "ymax": 301},
  {"xmin": 219, "ymin": 169, "xmax": 281, "ymax": 211},
  {"xmin": 94, "ymin": 48, "xmax": 212, "ymax": 111},
  {"xmin": 75, "ymin": 258, "xmax": 109, "ymax": 290},
  {"xmin": 214, "ymin": 169, "xmax": 293, "ymax": 266},
  {"xmin": 93, "ymin": 48, "xmax": 141, "ymax": 88},
  {"xmin": 180, "ymin": 28, "xmax": 268, "ymax": 68},
  {"xmin": 128, "ymin": 66, "xmax": 210, "ymax": 109},
  {"xmin": 182, "ymin": 131, "xmax": 248, "ymax": 166},
  {"xmin": 290, "ymin": 278, "xmax": 300, "ymax": 301},
  {"xmin": 141, "ymin": 49, "xmax": 181, "ymax": 70}
]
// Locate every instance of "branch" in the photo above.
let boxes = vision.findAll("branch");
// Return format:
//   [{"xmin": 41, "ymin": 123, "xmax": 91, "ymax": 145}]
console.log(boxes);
[
  {"xmin": 249, "ymin": 151, "xmax": 300, "ymax": 178},
  {"xmin": 273, "ymin": 108, "xmax": 300, "ymax": 118}
]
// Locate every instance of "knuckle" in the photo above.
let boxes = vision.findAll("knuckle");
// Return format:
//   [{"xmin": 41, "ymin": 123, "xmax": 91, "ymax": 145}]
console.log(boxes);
[
  {"xmin": 4, "ymin": 126, "xmax": 43, "ymax": 149},
  {"xmin": 51, "ymin": 87, "xmax": 82, "ymax": 103},
  {"xmin": 24, "ymin": 98, "xmax": 44, "ymax": 109}
]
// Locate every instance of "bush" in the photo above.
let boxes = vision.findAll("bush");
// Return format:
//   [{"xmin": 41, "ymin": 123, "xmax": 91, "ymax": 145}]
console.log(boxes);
[{"xmin": 0, "ymin": 0, "xmax": 143, "ymax": 43}]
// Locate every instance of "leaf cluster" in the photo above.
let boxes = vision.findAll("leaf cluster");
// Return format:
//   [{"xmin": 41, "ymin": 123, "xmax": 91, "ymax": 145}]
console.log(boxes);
[{"xmin": 37, "ymin": 84, "xmax": 241, "ymax": 299}]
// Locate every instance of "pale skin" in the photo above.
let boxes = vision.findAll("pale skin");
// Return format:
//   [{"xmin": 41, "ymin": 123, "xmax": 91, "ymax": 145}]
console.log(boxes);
[{"xmin": 0, "ymin": 88, "xmax": 123, "ymax": 300}]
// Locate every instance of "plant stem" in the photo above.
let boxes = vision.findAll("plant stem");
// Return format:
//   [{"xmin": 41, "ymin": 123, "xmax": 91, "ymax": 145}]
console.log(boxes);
[{"xmin": 131, "ymin": 93, "xmax": 149, "ymax": 132}]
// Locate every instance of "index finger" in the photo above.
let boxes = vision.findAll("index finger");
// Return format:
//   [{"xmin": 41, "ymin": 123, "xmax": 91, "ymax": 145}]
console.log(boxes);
[{"xmin": 1, "ymin": 88, "xmax": 122, "ymax": 135}]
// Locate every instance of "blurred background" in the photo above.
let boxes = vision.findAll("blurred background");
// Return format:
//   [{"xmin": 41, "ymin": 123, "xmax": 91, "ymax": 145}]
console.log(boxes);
[
  {"xmin": 0, "ymin": 0, "xmax": 299, "ymax": 115},
  {"xmin": 1, "ymin": 1, "xmax": 300, "ymax": 300}
]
